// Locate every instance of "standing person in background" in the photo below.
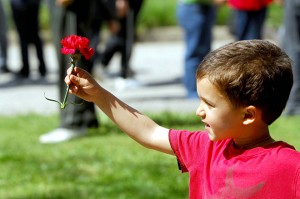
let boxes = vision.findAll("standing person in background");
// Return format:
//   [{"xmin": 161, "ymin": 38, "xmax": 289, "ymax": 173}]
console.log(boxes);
[
  {"xmin": 281, "ymin": 0, "xmax": 300, "ymax": 115},
  {"xmin": 227, "ymin": 0, "xmax": 272, "ymax": 40},
  {"xmin": 10, "ymin": 0, "xmax": 47, "ymax": 78},
  {"xmin": 0, "ymin": 0, "xmax": 10, "ymax": 73},
  {"xmin": 100, "ymin": 0, "xmax": 144, "ymax": 80},
  {"xmin": 176, "ymin": 0, "xmax": 225, "ymax": 99},
  {"xmin": 39, "ymin": 0, "xmax": 118, "ymax": 144}
]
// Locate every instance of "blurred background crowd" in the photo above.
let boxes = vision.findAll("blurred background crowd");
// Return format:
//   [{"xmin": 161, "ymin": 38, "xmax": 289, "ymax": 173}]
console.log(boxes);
[{"xmin": 0, "ymin": 0, "xmax": 299, "ymax": 144}]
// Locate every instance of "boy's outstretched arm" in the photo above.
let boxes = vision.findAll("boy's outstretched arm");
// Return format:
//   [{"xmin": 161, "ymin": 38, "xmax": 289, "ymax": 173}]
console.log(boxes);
[{"xmin": 65, "ymin": 67, "xmax": 175, "ymax": 155}]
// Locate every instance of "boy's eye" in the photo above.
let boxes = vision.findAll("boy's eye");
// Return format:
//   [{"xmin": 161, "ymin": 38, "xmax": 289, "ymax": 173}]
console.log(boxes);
[
  {"xmin": 207, "ymin": 103, "xmax": 214, "ymax": 108},
  {"xmin": 204, "ymin": 101, "xmax": 215, "ymax": 108},
  {"xmin": 200, "ymin": 97, "xmax": 215, "ymax": 108}
]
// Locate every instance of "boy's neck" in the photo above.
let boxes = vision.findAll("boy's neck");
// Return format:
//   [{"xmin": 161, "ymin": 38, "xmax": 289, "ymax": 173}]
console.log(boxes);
[{"xmin": 233, "ymin": 135, "xmax": 275, "ymax": 150}]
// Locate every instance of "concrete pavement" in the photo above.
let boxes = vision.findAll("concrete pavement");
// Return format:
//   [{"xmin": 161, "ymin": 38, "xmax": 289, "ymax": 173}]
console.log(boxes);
[{"xmin": 0, "ymin": 26, "xmax": 277, "ymax": 116}]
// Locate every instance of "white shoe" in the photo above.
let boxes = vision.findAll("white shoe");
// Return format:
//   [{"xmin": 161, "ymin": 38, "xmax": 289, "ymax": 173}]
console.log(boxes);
[
  {"xmin": 39, "ymin": 128, "xmax": 86, "ymax": 144},
  {"xmin": 115, "ymin": 77, "xmax": 141, "ymax": 91}
]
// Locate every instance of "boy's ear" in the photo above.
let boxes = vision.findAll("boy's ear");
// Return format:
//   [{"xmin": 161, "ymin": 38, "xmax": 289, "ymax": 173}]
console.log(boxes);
[{"xmin": 242, "ymin": 106, "xmax": 257, "ymax": 125}]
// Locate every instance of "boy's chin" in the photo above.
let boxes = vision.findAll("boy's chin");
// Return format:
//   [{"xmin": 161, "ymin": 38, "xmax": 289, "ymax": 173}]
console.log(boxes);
[
  {"xmin": 207, "ymin": 132, "xmax": 217, "ymax": 141},
  {"xmin": 207, "ymin": 132, "xmax": 223, "ymax": 142}
]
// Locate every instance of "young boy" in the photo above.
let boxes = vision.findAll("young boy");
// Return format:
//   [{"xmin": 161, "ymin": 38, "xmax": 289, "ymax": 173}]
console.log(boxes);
[{"xmin": 65, "ymin": 40, "xmax": 300, "ymax": 198}]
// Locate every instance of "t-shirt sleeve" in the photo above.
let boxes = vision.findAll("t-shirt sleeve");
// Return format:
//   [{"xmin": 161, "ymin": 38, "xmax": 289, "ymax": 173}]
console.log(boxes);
[{"xmin": 169, "ymin": 129, "xmax": 210, "ymax": 173}]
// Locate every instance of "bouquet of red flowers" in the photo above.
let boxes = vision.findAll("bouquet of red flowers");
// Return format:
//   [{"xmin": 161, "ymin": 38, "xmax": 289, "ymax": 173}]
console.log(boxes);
[{"xmin": 45, "ymin": 35, "xmax": 94, "ymax": 109}]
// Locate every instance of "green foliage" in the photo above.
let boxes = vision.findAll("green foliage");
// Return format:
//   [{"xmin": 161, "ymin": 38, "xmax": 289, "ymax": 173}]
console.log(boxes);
[
  {"xmin": 266, "ymin": 4, "xmax": 283, "ymax": 29},
  {"xmin": 138, "ymin": 0, "xmax": 178, "ymax": 28},
  {"xmin": 39, "ymin": 2, "xmax": 50, "ymax": 30},
  {"xmin": 36, "ymin": 0, "xmax": 283, "ymax": 31},
  {"xmin": 270, "ymin": 116, "xmax": 300, "ymax": 149},
  {"xmin": 0, "ymin": 113, "xmax": 298, "ymax": 198},
  {"xmin": 216, "ymin": 5, "xmax": 232, "ymax": 25}
]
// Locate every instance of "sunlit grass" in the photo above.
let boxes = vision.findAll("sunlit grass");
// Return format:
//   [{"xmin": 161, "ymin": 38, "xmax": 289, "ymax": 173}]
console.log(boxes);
[
  {"xmin": 0, "ymin": 113, "xmax": 190, "ymax": 198},
  {"xmin": 0, "ymin": 113, "xmax": 298, "ymax": 198},
  {"xmin": 270, "ymin": 116, "xmax": 300, "ymax": 150}
]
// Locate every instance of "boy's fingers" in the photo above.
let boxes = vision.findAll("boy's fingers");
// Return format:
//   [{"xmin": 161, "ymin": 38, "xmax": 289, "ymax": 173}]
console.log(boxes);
[
  {"xmin": 67, "ymin": 66, "xmax": 81, "ymax": 74},
  {"xmin": 66, "ymin": 67, "xmax": 72, "ymax": 75},
  {"xmin": 69, "ymin": 85, "xmax": 79, "ymax": 94},
  {"xmin": 69, "ymin": 74, "xmax": 82, "ymax": 86},
  {"xmin": 64, "ymin": 75, "xmax": 71, "ymax": 85},
  {"xmin": 74, "ymin": 66, "xmax": 86, "ymax": 74},
  {"xmin": 73, "ymin": 66, "xmax": 81, "ymax": 73}
]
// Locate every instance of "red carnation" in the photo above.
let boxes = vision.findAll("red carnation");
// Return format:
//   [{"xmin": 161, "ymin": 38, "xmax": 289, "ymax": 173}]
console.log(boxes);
[
  {"xmin": 60, "ymin": 35, "xmax": 94, "ymax": 60},
  {"xmin": 45, "ymin": 35, "xmax": 95, "ymax": 109}
]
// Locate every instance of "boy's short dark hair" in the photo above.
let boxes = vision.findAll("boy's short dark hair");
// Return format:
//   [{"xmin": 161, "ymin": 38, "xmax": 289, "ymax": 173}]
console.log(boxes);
[{"xmin": 196, "ymin": 40, "xmax": 293, "ymax": 125}]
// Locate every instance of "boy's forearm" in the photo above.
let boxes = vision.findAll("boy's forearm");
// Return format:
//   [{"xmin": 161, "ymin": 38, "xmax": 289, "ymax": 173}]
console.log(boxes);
[{"xmin": 92, "ymin": 87, "xmax": 173, "ymax": 154}]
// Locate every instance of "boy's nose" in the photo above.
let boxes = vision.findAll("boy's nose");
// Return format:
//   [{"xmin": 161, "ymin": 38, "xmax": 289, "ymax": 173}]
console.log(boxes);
[{"xmin": 196, "ymin": 104, "xmax": 205, "ymax": 118}]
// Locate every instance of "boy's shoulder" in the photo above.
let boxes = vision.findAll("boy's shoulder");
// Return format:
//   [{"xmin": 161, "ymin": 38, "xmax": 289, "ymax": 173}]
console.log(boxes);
[
  {"xmin": 272, "ymin": 141, "xmax": 300, "ymax": 162},
  {"xmin": 275, "ymin": 141, "xmax": 299, "ymax": 151}
]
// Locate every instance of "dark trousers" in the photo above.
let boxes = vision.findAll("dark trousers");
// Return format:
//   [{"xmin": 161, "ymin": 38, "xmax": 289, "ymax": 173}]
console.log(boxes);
[
  {"xmin": 47, "ymin": 0, "xmax": 99, "ymax": 129},
  {"xmin": 101, "ymin": 0, "xmax": 143, "ymax": 78},
  {"xmin": 0, "ymin": 1, "xmax": 8, "ymax": 69},
  {"xmin": 10, "ymin": 0, "xmax": 46, "ymax": 75}
]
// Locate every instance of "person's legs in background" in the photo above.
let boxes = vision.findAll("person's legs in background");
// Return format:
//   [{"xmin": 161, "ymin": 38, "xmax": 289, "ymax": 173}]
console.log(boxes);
[
  {"xmin": 234, "ymin": 7, "xmax": 267, "ymax": 40},
  {"xmin": 100, "ymin": 0, "xmax": 143, "ymax": 79},
  {"xmin": 282, "ymin": 0, "xmax": 300, "ymax": 115},
  {"xmin": 0, "ymin": 1, "xmax": 9, "ymax": 73},
  {"xmin": 10, "ymin": 1, "xmax": 30, "ymax": 77},
  {"xmin": 39, "ymin": 0, "xmax": 99, "ymax": 144},
  {"xmin": 27, "ymin": 0, "xmax": 47, "ymax": 77},
  {"xmin": 120, "ymin": 0, "xmax": 144, "ymax": 79},
  {"xmin": 100, "ymin": 28, "xmax": 123, "ymax": 70},
  {"xmin": 177, "ymin": 3, "xmax": 216, "ymax": 99}
]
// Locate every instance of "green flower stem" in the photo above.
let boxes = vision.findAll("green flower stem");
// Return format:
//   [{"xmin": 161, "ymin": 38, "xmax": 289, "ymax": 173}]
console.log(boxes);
[
  {"xmin": 44, "ymin": 53, "xmax": 82, "ymax": 110},
  {"xmin": 60, "ymin": 59, "xmax": 76, "ymax": 109}
]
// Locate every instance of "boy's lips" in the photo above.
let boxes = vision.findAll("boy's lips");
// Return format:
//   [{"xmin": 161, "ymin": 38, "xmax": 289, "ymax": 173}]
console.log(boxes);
[
  {"xmin": 205, "ymin": 123, "xmax": 211, "ymax": 130},
  {"xmin": 201, "ymin": 120, "xmax": 210, "ymax": 130}
]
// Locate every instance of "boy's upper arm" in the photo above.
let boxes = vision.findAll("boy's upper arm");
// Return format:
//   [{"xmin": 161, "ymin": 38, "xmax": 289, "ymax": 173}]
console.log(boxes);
[{"xmin": 149, "ymin": 126, "xmax": 175, "ymax": 156}]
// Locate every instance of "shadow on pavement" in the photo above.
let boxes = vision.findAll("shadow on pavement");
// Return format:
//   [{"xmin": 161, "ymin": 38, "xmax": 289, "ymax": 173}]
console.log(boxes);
[{"xmin": 0, "ymin": 76, "xmax": 56, "ymax": 89}]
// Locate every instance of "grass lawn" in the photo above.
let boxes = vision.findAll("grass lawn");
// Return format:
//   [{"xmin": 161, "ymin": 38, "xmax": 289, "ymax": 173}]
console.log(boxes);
[{"xmin": 0, "ymin": 113, "xmax": 299, "ymax": 198}]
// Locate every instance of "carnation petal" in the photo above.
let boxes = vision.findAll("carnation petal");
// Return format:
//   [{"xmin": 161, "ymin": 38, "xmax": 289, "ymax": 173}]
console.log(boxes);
[
  {"xmin": 61, "ymin": 48, "xmax": 75, "ymax": 55},
  {"xmin": 79, "ymin": 47, "xmax": 93, "ymax": 60}
]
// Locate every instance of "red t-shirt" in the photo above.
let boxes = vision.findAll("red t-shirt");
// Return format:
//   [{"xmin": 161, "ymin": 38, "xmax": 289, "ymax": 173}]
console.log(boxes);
[{"xmin": 169, "ymin": 129, "xmax": 300, "ymax": 199}]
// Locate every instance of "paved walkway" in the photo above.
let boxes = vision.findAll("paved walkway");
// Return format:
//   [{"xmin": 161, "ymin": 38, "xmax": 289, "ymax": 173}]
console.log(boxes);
[{"xmin": 0, "ymin": 26, "xmax": 277, "ymax": 116}]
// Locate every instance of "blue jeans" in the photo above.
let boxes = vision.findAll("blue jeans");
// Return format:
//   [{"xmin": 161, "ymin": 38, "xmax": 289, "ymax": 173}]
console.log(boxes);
[
  {"xmin": 281, "ymin": 0, "xmax": 300, "ymax": 115},
  {"xmin": 235, "ymin": 7, "xmax": 267, "ymax": 40},
  {"xmin": 177, "ymin": 3, "xmax": 216, "ymax": 98}
]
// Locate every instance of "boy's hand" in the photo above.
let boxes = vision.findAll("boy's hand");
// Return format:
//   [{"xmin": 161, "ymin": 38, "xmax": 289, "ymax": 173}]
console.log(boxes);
[
  {"xmin": 214, "ymin": 0, "xmax": 227, "ymax": 5},
  {"xmin": 65, "ymin": 67, "xmax": 100, "ymax": 102},
  {"xmin": 56, "ymin": 0, "xmax": 74, "ymax": 7}
]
